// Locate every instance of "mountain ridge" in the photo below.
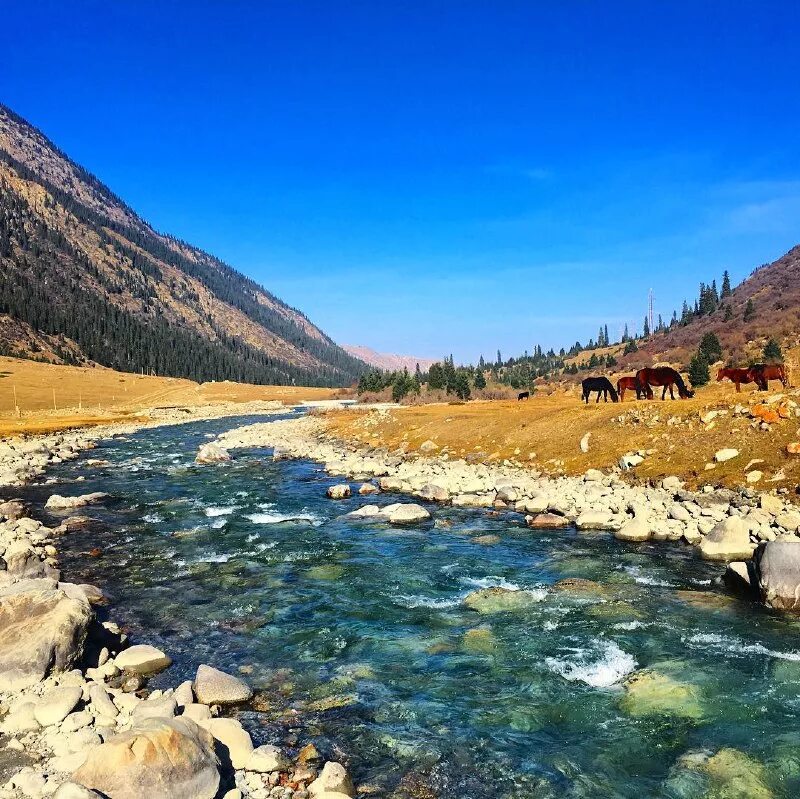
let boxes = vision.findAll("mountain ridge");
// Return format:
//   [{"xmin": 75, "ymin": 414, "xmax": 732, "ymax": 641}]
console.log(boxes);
[
  {"xmin": 0, "ymin": 103, "xmax": 366, "ymax": 386},
  {"xmin": 342, "ymin": 345, "xmax": 437, "ymax": 373}
]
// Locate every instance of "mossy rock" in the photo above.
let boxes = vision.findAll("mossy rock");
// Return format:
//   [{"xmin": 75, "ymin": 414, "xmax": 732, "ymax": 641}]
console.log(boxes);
[
  {"xmin": 305, "ymin": 692, "xmax": 359, "ymax": 712},
  {"xmin": 702, "ymin": 748, "xmax": 773, "ymax": 799},
  {"xmin": 586, "ymin": 600, "xmax": 644, "ymax": 621},
  {"xmin": 673, "ymin": 590, "xmax": 737, "ymax": 612},
  {"xmin": 551, "ymin": 577, "xmax": 611, "ymax": 597},
  {"xmin": 462, "ymin": 626, "xmax": 497, "ymax": 654},
  {"xmin": 620, "ymin": 670, "xmax": 704, "ymax": 719},
  {"xmin": 463, "ymin": 587, "xmax": 540, "ymax": 614},
  {"xmin": 304, "ymin": 564, "xmax": 345, "ymax": 580}
]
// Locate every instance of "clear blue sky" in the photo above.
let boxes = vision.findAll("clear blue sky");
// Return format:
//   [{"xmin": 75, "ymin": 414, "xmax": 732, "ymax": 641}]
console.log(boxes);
[{"xmin": 3, "ymin": 1, "xmax": 800, "ymax": 362}]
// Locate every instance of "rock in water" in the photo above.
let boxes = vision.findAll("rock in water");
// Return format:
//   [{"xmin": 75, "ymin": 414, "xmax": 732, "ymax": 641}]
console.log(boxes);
[
  {"xmin": 326, "ymin": 484, "xmax": 351, "ymax": 499},
  {"xmin": 115, "ymin": 644, "xmax": 172, "ymax": 675},
  {"xmin": 195, "ymin": 443, "xmax": 231, "ymax": 464},
  {"xmin": 73, "ymin": 717, "xmax": 220, "ymax": 799},
  {"xmin": 526, "ymin": 513, "xmax": 570, "ymax": 529},
  {"xmin": 620, "ymin": 670, "xmax": 704, "ymax": 719},
  {"xmin": 0, "ymin": 579, "xmax": 92, "ymax": 691},
  {"xmin": 194, "ymin": 664, "xmax": 253, "ymax": 705},
  {"xmin": 754, "ymin": 541, "xmax": 800, "ymax": 611},
  {"xmin": 699, "ymin": 517, "xmax": 755, "ymax": 561},
  {"xmin": 45, "ymin": 492, "xmax": 108, "ymax": 510},
  {"xmin": 724, "ymin": 561, "xmax": 758, "ymax": 600},
  {"xmin": 463, "ymin": 587, "xmax": 542, "ymax": 613},
  {"xmin": 308, "ymin": 762, "xmax": 355, "ymax": 797},
  {"xmin": 615, "ymin": 515, "xmax": 651, "ymax": 542},
  {"xmin": 383, "ymin": 503, "xmax": 431, "ymax": 524}
]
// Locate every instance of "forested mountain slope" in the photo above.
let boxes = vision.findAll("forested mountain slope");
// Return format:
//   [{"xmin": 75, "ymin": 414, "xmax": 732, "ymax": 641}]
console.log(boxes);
[{"xmin": 0, "ymin": 104, "xmax": 366, "ymax": 386}]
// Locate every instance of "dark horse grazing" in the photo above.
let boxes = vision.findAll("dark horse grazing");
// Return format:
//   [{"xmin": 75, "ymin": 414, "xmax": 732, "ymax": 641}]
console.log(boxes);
[
  {"xmin": 517, "ymin": 391, "xmax": 530, "ymax": 401},
  {"xmin": 616, "ymin": 376, "xmax": 644, "ymax": 401},
  {"xmin": 716, "ymin": 367, "xmax": 757, "ymax": 393},
  {"xmin": 636, "ymin": 367, "xmax": 694, "ymax": 400},
  {"xmin": 749, "ymin": 363, "xmax": 789, "ymax": 391},
  {"xmin": 581, "ymin": 377, "xmax": 619, "ymax": 403}
]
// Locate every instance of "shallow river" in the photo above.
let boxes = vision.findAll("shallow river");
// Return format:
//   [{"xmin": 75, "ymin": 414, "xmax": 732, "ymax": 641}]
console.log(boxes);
[{"xmin": 19, "ymin": 415, "xmax": 800, "ymax": 798}]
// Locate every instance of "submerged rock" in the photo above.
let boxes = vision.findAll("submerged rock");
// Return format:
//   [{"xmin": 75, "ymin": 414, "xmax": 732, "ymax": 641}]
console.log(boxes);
[
  {"xmin": 701, "ymin": 748, "xmax": 773, "ymax": 799},
  {"xmin": 620, "ymin": 670, "xmax": 704, "ymax": 719},
  {"xmin": 308, "ymin": 761, "xmax": 355, "ymax": 797},
  {"xmin": 73, "ymin": 717, "xmax": 220, "ymax": 799},
  {"xmin": 463, "ymin": 587, "xmax": 543, "ymax": 613}
]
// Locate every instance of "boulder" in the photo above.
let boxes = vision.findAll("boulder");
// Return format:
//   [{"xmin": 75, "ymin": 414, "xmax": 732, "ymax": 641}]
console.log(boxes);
[
  {"xmin": 579, "ymin": 433, "xmax": 591, "ymax": 453},
  {"xmin": 416, "ymin": 483, "xmax": 450, "ymax": 502},
  {"xmin": 419, "ymin": 440, "xmax": 438, "ymax": 453},
  {"xmin": 73, "ymin": 717, "xmax": 219, "ymax": 799},
  {"xmin": 699, "ymin": 517, "xmax": 755, "ymax": 561},
  {"xmin": 463, "ymin": 587, "xmax": 542, "ymax": 613},
  {"xmin": 661, "ymin": 476, "xmax": 683, "ymax": 492},
  {"xmin": 619, "ymin": 453, "xmax": 644, "ymax": 470},
  {"xmin": 760, "ymin": 494, "xmax": 784, "ymax": 515},
  {"xmin": 88, "ymin": 684, "xmax": 118, "ymax": 718},
  {"xmin": 115, "ymin": 644, "xmax": 172, "ymax": 675},
  {"xmin": 0, "ymin": 580, "xmax": 92, "ymax": 691},
  {"xmin": 383, "ymin": 503, "xmax": 431, "ymax": 524},
  {"xmin": 776, "ymin": 509, "xmax": 800, "ymax": 532},
  {"xmin": 754, "ymin": 541, "xmax": 800, "ymax": 611},
  {"xmin": 245, "ymin": 744, "xmax": 290, "ymax": 773},
  {"xmin": 45, "ymin": 493, "xmax": 108, "ymax": 510},
  {"xmin": 358, "ymin": 483, "xmax": 378, "ymax": 495},
  {"xmin": 326, "ymin": 484, "xmax": 351, "ymax": 499},
  {"xmin": 309, "ymin": 762, "xmax": 355, "ymax": 797},
  {"xmin": 194, "ymin": 664, "xmax": 253, "ymax": 705},
  {"xmin": 620, "ymin": 670, "xmax": 704, "ymax": 719},
  {"xmin": 723, "ymin": 561, "xmax": 758, "ymax": 600},
  {"xmin": 34, "ymin": 686, "xmax": 83, "ymax": 726},
  {"xmin": 3, "ymin": 540, "xmax": 54, "ymax": 579},
  {"xmin": 575, "ymin": 511, "xmax": 614, "ymax": 531},
  {"xmin": 197, "ymin": 717, "xmax": 253, "ymax": 769},
  {"xmin": 0, "ymin": 498, "xmax": 26, "ymax": 519},
  {"xmin": 195, "ymin": 443, "xmax": 231, "ymax": 464},
  {"xmin": 526, "ymin": 513, "xmax": 570, "ymax": 530},
  {"xmin": 615, "ymin": 515, "xmax": 650, "ymax": 542},
  {"xmin": 53, "ymin": 783, "xmax": 104, "ymax": 799}
]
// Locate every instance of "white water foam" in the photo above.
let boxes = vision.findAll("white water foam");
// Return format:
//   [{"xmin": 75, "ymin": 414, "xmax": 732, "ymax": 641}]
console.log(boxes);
[
  {"xmin": 245, "ymin": 511, "xmax": 321, "ymax": 526},
  {"xmin": 205, "ymin": 506, "xmax": 237, "ymax": 517},
  {"xmin": 684, "ymin": 632, "xmax": 800, "ymax": 662},
  {"xmin": 546, "ymin": 640, "xmax": 636, "ymax": 688},
  {"xmin": 461, "ymin": 575, "xmax": 522, "ymax": 591},
  {"xmin": 142, "ymin": 513, "xmax": 163, "ymax": 524},
  {"xmin": 210, "ymin": 518, "xmax": 228, "ymax": 529},
  {"xmin": 397, "ymin": 595, "xmax": 464, "ymax": 609}
]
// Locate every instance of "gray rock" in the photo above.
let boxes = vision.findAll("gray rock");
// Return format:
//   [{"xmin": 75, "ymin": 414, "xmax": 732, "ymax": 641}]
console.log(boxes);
[
  {"xmin": 114, "ymin": 644, "xmax": 172, "ymax": 675},
  {"xmin": 754, "ymin": 541, "xmax": 800, "ymax": 611},
  {"xmin": 416, "ymin": 483, "xmax": 450, "ymax": 502},
  {"xmin": 195, "ymin": 443, "xmax": 231, "ymax": 464},
  {"xmin": 52, "ymin": 783, "xmax": 104, "ymax": 799},
  {"xmin": 194, "ymin": 664, "xmax": 253, "ymax": 705},
  {"xmin": 699, "ymin": 516, "xmax": 755, "ymax": 561},
  {"xmin": 245, "ymin": 744, "xmax": 291, "ymax": 773},
  {"xmin": 723, "ymin": 561, "xmax": 758, "ymax": 600},
  {"xmin": 88, "ymin": 685, "xmax": 118, "ymax": 718},
  {"xmin": 33, "ymin": 686, "xmax": 82, "ymax": 726}
]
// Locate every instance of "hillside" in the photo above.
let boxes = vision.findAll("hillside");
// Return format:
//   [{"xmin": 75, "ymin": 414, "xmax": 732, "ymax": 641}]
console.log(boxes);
[
  {"xmin": 0, "ymin": 104, "xmax": 366, "ymax": 387},
  {"xmin": 613, "ymin": 245, "xmax": 800, "ymax": 371},
  {"xmin": 342, "ymin": 344, "xmax": 436, "ymax": 372}
]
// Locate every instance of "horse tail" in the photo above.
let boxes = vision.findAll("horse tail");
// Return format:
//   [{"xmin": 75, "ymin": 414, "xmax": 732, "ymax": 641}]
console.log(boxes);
[{"xmin": 674, "ymin": 371, "xmax": 689, "ymax": 396}]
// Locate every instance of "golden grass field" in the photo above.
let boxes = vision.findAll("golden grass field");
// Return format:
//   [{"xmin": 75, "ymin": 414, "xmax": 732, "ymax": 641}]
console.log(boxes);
[
  {"xmin": 324, "ymin": 379, "xmax": 800, "ymax": 490},
  {"xmin": 0, "ymin": 357, "xmax": 338, "ymax": 436}
]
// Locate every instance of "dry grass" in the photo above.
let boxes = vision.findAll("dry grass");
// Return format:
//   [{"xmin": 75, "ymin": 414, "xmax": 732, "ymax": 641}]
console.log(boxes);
[
  {"xmin": 0, "ymin": 357, "xmax": 338, "ymax": 436},
  {"xmin": 324, "ymin": 380, "xmax": 800, "ymax": 490}
]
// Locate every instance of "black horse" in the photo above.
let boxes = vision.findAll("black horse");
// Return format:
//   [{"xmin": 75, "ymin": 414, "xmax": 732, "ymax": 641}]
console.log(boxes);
[
  {"xmin": 518, "ymin": 391, "xmax": 530, "ymax": 401},
  {"xmin": 581, "ymin": 376, "xmax": 619, "ymax": 404}
]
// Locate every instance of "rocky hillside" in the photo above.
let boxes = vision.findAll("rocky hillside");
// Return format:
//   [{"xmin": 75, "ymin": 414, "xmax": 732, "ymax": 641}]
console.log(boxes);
[
  {"xmin": 619, "ymin": 245, "xmax": 800, "ymax": 370},
  {"xmin": 0, "ymin": 104, "xmax": 367, "ymax": 386},
  {"xmin": 342, "ymin": 344, "xmax": 436, "ymax": 373}
]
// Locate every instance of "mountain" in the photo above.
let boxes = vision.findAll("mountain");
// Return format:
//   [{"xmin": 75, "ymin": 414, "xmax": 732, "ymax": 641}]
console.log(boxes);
[
  {"xmin": 342, "ymin": 345, "xmax": 437, "ymax": 373},
  {"xmin": 0, "ymin": 104, "xmax": 367, "ymax": 387},
  {"xmin": 613, "ymin": 245, "xmax": 800, "ymax": 370}
]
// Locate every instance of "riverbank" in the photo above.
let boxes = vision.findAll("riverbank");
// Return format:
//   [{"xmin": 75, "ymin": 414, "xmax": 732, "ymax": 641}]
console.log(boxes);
[{"xmin": 0, "ymin": 408, "xmax": 357, "ymax": 799}]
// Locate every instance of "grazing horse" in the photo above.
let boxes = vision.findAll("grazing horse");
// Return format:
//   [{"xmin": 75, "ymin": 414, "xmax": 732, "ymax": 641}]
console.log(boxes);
[
  {"xmin": 616, "ymin": 375, "xmax": 644, "ymax": 401},
  {"xmin": 716, "ymin": 367, "xmax": 757, "ymax": 393},
  {"xmin": 749, "ymin": 363, "xmax": 789, "ymax": 391},
  {"xmin": 636, "ymin": 367, "xmax": 694, "ymax": 400},
  {"xmin": 517, "ymin": 391, "xmax": 530, "ymax": 401},
  {"xmin": 581, "ymin": 377, "xmax": 619, "ymax": 404}
]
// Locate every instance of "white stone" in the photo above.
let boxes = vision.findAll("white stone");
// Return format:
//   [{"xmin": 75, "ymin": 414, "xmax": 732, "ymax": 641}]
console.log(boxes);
[{"xmin": 114, "ymin": 644, "xmax": 172, "ymax": 675}]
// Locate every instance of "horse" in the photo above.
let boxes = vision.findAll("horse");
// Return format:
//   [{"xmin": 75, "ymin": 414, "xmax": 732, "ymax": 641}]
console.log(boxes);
[
  {"xmin": 749, "ymin": 363, "xmax": 789, "ymax": 391},
  {"xmin": 636, "ymin": 367, "xmax": 694, "ymax": 400},
  {"xmin": 517, "ymin": 391, "xmax": 530, "ymax": 401},
  {"xmin": 716, "ymin": 367, "xmax": 757, "ymax": 393},
  {"xmin": 616, "ymin": 375, "xmax": 644, "ymax": 401},
  {"xmin": 581, "ymin": 377, "xmax": 619, "ymax": 404}
]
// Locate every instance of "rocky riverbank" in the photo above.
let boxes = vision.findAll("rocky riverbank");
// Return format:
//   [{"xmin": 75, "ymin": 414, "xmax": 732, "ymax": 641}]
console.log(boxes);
[
  {"xmin": 0, "ymin": 404, "xmax": 358, "ymax": 799},
  {"xmin": 217, "ymin": 414, "xmax": 800, "ymax": 609}
]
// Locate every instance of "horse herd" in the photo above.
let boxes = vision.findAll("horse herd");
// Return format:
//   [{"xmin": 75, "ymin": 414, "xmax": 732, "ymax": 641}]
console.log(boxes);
[{"xmin": 579, "ymin": 363, "xmax": 789, "ymax": 404}]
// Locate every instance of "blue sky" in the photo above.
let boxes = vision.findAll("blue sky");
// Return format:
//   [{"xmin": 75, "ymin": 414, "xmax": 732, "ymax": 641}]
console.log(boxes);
[{"xmin": 3, "ymin": 1, "xmax": 800, "ymax": 362}]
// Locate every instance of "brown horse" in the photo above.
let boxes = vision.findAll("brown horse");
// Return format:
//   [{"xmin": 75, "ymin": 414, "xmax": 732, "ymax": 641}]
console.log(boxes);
[
  {"xmin": 636, "ymin": 367, "xmax": 694, "ymax": 400},
  {"xmin": 616, "ymin": 376, "xmax": 644, "ymax": 401},
  {"xmin": 716, "ymin": 367, "xmax": 757, "ymax": 393},
  {"xmin": 749, "ymin": 363, "xmax": 789, "ymax": 391}
]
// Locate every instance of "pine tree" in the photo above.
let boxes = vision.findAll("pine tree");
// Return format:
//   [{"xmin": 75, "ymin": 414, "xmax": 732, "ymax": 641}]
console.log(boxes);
[
  {"xmin": 453, "ymin": 371, "xmax": 471, "ymax": 400},
  {"xmin": 721, "ymin": 269, "xmax": 732, "ymax": 298},
  {"xmin": 723, "ymin": 305, "xmax": 733, "ymax": 321},
  {"xmin": 643, "ymin": 315, "xmax": 650, "ymax": 337},
  {"xmin": 622, "ymin": 323, "xmax": 629, "ymax": 342},
  {"xmin": 744, "ymin": 299, "xmax": 755, "ymax": 322},
  {"xmin": 473, "ymin": 370, "xmax": 486, "ymax": 390},
  {"xmin": 604, "ymin": 324, "xmax": 609, "ymax": 346},
  {"xmin": 763, "ymin": 338, "xmax": 783, "ymax": 363},
  {"xmin": 698, "ymin": 332, "xmax": 722, "ymax": 364},
  {"xmin": 688, "ymin": 352, "xmax": 710, "ymax": 387},
  {"xmin": 427, "ymin": 362, "xmax": 445, "ymax": 390}
]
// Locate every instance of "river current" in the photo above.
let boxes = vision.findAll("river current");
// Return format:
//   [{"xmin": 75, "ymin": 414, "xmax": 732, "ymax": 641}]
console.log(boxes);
[{"xmin": 18, "ymin": 414, "xmax": 800, "ymax": 798}]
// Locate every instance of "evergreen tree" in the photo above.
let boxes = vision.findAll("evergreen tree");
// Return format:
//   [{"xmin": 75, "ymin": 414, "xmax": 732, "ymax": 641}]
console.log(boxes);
[
  {"xmin": 643, "ymin": 315, "xmax": 650, "ymax": 337},
  {"xmin": 453, "ymin": 371, "xmax": 471, "ymax": 400},
  {"xmin": 743, "ymin": 298, "xmax": 755, "ymax": 322},
  {"xmin": 427, "ymin": 362, "xmax": 445, "ymax": 390},
  {"xmin": 604, "ymin": 324, "xmax": 610, "ymax": 346},
  {"xmin": 721, "ymin": 269, "xmax": 732, "ymax": 298},
  {"xmin": 623, "ymin": 339, "xmax": 638, "ymax": 355},
  {"xmin": 723, "ymin": 304, "xmax": 733, "ymax": 321},
  {"xmin": 688, "ymin": 352, "xmax": 710, "ymax": 387},
  {"xmin": 763, "ymin": 338, "xmax": 783, "ymax": 363},
  {"xmin": 698, "ymin": 332, "xmax": 723, "ymax": 364},
  {"xmin": 473, "ymin": 369, "xmax": 486, "ymax": 390}
]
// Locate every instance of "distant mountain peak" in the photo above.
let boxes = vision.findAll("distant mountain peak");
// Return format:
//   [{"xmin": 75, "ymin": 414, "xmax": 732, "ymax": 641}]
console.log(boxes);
[{"xmin": 342, "ymin": 345, "xmax": 437, "ymax": 372}]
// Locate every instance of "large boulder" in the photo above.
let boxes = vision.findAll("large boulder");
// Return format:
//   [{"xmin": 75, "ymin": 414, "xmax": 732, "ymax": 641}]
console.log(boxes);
[
  {"xmin": 326, "ymin": 484, "xmax": 351, "ymax": 499},
  {"xmin": 0, "ymin": 579, "xmax": 92, "ymax": 691},
  {"xmin": 197, "ymin": 717, "xmax": 253, "ymax": 769},
  {"xmin": 73, "ymin": 717, "xmax": 220, "ymax": 799},
  {"xmin": 619, "ymin": 670, "xmax": 704, "ymax": 719},
  {"xmin": 382, "ymin": 503, "xmax": 431, "ymax": 524},
  {"xmin": 194, "ymin": 664, "xmax": 253, "ymax": 705},
  {"xmin": 615, "ymin": 515, "xmax": 650, "ymax": 542},
  {"xmin": 34, "ymin": 686, "xmax": 83, "ymax": 726},
  {"xmin": 754, "ymin": 541, "xmax": 800, "ymax": 611},
  {"xmin": 699, "ymin": 517, "xmax": 755, "ymax": 561}
]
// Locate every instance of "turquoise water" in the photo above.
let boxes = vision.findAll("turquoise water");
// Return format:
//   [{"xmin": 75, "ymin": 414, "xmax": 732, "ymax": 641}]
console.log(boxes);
[{"xmin": 20, "ymin": 415, "xmax": 800, "ymax": 798}]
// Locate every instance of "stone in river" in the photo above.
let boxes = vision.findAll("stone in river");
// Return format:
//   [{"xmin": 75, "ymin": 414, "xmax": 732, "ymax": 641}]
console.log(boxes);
[
  {"xmin": 526, "ymin": 512, "xmax": 570, "ymax": 530},
  {"xmin": 754, "ymin": 541, "xmax": 800, "ymax": 611},
  {"xmin": 382, "ymin": 503, "xmax": 431, "ymax": 524},
  {"xmin": 326, "ymin": 484, "xmax": 351, "ymax": 499},
  {"xmin": 615, "ymin": 515, "xmax": 651, "ymax": 542},
  {"xmin": 73, "ymin": 717, "xmax": 220, "ymax": 799},
  {"xmin": 699, "ymin": 516, "xmax": 755, "ymax": 561},
  {"xmin": 45, "ymin": 492, "xmax": 108, "ymax": 510},
  {"xmin": 197, "ymin": 717, "xmax": 253, "ymax": 770},
  {"xmin": 245, "ymin": 744, "xmax": 290, "ymax": 773},
  {"xmin": 308, "ymin": 761, "xmax": 355, "ymax": 797},
  {"xmin": 463, "ymin": 587, "xmax": 541, "ymax": 613},
  {"xmin": 195, "ymin": 443, "xmax": 231, "ymax": 464},
  {"xmin": 194, "ymin": 664, "xmax": 253, "ymax": 705},
  {"xmin": 619, "ymin": 670, "xmax": 704, "ymax": 719},
  {"xmin": 114, "ymin": 644, "xmax": 172, "ymax": 675},
  {"xmin": 701, "ymin": 748, "xmax": 773, "ymax": 799}
]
